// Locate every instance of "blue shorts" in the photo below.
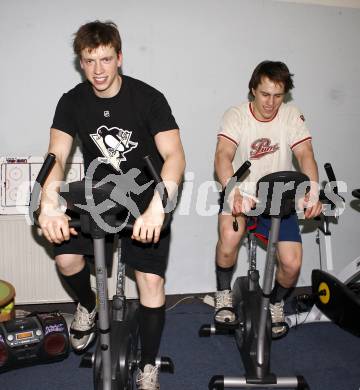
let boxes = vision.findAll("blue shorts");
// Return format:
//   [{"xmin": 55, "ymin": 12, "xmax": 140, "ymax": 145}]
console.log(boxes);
[{"xmin": 248, "ymin": 213, "xmax": 302, "ymax": 243}]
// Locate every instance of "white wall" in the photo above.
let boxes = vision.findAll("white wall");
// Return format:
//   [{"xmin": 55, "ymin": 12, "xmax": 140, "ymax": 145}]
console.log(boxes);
[{"xmin": 1, "ymin": 0, "xmax": 360, "ymax": 294}]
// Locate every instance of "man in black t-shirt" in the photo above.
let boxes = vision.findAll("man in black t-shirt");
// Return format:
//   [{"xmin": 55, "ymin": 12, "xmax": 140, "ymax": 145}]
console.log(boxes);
[{"xmin": 38, "ymin": 21, "xmax": 185, "ymax": 389}]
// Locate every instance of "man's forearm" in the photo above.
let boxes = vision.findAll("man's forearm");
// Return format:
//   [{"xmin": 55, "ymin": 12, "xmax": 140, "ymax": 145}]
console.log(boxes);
[
  {"xmin": 299, "ymin": 156, "xmax": 319, "ymax": 192},
  {"xmin": 40, "ymin": 161, "xmax": 66, "ymax": 210},
  {"xmin": 159, "ymin": 151, "xmax": 185, "ymax": 200},
  {"xmin": 294, "ymin": 142, "xmax": 319, "ymax": 191},
  {"xmin": 215, "ymin": 154, "xmax": 234, "ymax": 189}
]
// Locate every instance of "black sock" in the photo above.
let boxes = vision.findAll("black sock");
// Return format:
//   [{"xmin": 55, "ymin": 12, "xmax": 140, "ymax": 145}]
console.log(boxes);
[
  {"xmin": 270, "ymin": 280, "xmax": 294, "ymax": 304},
  {"xmin": 139, "ymin": 304, "xmax": 165, "ymax": 371},
  {"xmin": 61, "ymin": 263, "xmax": 96, "ymax": 313},
  {"xmin": 216, "ymin": 264, "xmax": 234, "ymax": 291}
]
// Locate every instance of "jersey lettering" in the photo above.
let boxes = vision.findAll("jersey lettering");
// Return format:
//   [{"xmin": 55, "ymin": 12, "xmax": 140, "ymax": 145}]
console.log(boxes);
[{"xmin": 250, "ymin": 138, "xmax": 279, "ymax": 160}]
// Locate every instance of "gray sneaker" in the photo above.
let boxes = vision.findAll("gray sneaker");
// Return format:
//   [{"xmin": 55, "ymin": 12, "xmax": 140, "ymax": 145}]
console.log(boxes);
[
  {"xmin": 136, "ymin": 364, "xmax": 160, "ymax": 390},
  {"xmin": 70, "ymin": 303, "xmax": 96, "ymax": 352},
  {"xmin": 214, "ymin": 289, "xmax": 236, "ymax": 324},
  {"xmin": 269, "ymin": 300, "xmax": 288, "ymax": 338}
]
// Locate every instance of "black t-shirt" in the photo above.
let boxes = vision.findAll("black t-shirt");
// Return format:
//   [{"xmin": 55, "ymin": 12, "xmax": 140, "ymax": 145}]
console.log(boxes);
[{"xmin": 52, "ymin": 75, "xmax": 178, "ymax": 212}]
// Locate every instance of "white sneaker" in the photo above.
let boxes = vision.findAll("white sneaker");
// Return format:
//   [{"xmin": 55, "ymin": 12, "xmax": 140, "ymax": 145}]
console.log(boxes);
[
  {"xmin": 136, "ymin": 364, "xmax": 160, "ymax": 390},
  {"xmin": 70, "ymin": 303, "xmax": 96, "ymax": 351},
  {"xmin": 214, "ymin": 290, "xmax": 236, "ymax": 324},
  {"xmin": 269, "ymin": 300, "xmax": 288, "ymax": 338}
]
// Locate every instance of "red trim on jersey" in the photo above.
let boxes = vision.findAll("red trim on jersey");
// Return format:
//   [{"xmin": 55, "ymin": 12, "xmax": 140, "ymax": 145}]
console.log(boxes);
[
  {"xmin": 218, "ymin": 133, "xmax": 239, "ymax": 146},
  {"xmin": 249, "ymin": 102, "xmax": 279, "ymax": 123},
  {"xmin": 291, "ymin": 136, "xmax": 312, "ymax": 150}
]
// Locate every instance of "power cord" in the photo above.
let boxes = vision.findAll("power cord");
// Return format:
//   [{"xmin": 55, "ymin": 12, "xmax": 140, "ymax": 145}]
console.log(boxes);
[
  {"xmin": 165, "ymin": 296, "xmax": 197, "ymax": 311},
  {"xmin": 291, "ymin": 293, "xmax": 315, "ymax": 314},
  {"xmin": 289, "ymin": 293, "xmax": 317, "ymax": 329},
  {"xmin": 165, "ymin": 294, "xmax": 215, "ymax": 312}
]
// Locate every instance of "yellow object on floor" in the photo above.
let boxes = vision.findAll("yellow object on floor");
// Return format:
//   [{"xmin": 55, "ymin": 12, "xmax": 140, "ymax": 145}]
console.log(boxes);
[{"xmin": 0, "ymin": 280, "xmax": 15, "ymax": 322}]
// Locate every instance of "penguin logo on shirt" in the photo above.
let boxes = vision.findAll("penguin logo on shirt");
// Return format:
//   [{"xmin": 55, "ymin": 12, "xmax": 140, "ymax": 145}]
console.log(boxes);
[{"xmin": 90, "ymin": 125, "xmax": 138, "ymax": 172}]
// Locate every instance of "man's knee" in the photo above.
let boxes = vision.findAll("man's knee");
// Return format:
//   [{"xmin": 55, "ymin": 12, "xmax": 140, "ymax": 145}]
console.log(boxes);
[
  {"xmin": 280, "ymin": 258, "xmax": 301, "ymax": 277},
  {"xmin": 136, "ymin": 271, "xmax": 165, "ymax": 307},
  {"xmin": 136, "ymin": 272, "xmax": 164, "ymax": 293},
  {"xmin": 277, "ymin": 242, "xmax": 302, "ymax": 276},
  {"xmin": 55, "ymin": 254, "xmax": 85, "ymax": 275},
  {"xmin": 218, "ymin": 216, "xmax": 245, "ymax": 253}
]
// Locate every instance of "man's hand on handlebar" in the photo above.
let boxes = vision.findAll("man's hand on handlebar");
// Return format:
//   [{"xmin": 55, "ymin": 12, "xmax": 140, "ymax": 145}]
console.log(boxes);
[
  {"xmin": 38, "ymin": 205, "xmax": 78, "ymax": 244},
  {"xmin": 298, "ymin": 190, "xmax": 323, "ymax": 219},
  {"xmin": 229, "ymin": 188, "xmax": 257, "ymax": 216},
  {"xmin": 131, "ymin": 193, "xmax": 165, "ymax": 244}
]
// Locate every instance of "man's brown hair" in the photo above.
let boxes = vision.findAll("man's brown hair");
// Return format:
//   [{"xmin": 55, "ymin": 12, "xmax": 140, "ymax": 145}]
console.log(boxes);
[
  {"xmin": 248, "ymin": 61, "xmax": 294, "ymax": 99},
  {"xmin": 73, "ymin": 20, "xmax": 122, "ymax": 57}
]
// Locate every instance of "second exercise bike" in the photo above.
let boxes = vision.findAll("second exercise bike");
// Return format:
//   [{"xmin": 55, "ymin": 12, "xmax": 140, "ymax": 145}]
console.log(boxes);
[{"xmin": 200, "ymin": 162, "xmax": 309, "ymax": 389}]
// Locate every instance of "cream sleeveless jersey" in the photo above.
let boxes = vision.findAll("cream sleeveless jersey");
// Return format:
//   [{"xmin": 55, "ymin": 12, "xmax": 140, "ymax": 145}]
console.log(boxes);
[{"xmin": 218, "ymin": 102, "xmax": 312, "ymax": 197}]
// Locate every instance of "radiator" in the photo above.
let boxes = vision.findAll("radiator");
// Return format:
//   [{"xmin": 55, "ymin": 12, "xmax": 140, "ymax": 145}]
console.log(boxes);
[{"xmin": 0, "ymin": 156, "xmax": 137, "ymax": 304}]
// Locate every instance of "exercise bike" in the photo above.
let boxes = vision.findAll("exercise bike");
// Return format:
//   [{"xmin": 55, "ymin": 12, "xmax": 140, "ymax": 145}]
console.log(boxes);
[
  {"xmin": 286, "ymin": 167, "xmax": 360, "ymax": 338},
  {"xmin": 200, "ymin": 162, "xmax": 309, "ymax": 389},
  {"xmin": 30, "ymin": 153, "xmax": 174, "ymax": 390},
  {"xmin": 309, "ymin": 187, "xmax": 360, "ymax": 337}
]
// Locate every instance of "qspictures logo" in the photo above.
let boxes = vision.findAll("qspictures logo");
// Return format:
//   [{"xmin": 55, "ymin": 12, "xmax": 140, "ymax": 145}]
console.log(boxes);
[{"xmin": 250, "ymin": 138, "xmax": 279, "ymax": 160}]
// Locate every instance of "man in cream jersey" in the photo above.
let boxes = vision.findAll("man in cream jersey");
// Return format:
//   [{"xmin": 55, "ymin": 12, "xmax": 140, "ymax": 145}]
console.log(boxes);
[{"xmin": 214, "ymin": 61, "xmax": 322, "ymax": 338}]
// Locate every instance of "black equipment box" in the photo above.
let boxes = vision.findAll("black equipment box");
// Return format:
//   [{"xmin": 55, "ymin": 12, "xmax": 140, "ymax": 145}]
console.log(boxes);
[{"xmin": 0, "ymin": 311, "xmax": 70, "ymax": 372}]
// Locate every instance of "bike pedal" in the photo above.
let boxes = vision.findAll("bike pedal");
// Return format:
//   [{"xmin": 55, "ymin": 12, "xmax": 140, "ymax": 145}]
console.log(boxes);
[
  {"xmin": 156, "ymin": 356, "xmax": 174, "ymax": 373},
  {"xmin": 79, "ymin": 352, "xmax": 94, "ymax": 368}
]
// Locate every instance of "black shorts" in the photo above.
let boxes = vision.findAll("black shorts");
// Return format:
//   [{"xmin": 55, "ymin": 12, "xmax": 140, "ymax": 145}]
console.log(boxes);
[
  {"xmin": 218, "ymin": 190, "xmax": 227, "ymax": 214},
  {"xmin": 53, "ymin": 228, "xmax": 171, "ymax": 278}
]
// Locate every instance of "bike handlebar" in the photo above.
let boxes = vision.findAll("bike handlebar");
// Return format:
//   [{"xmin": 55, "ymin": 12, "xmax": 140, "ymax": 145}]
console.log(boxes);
[
  {"xmin": 320, "ymin": 162, "xmax": 345, "ymax": 204},
  {"xmin": 31, "ymin": 153, "xmax": 171, "ymax": 233},
  {"xmin": 222, "ymin": 160, "xmax": 252, "ymax": 196},
  {"xmin": 232, "ymin": 160, "xmax": 252, "ymax": 182}
]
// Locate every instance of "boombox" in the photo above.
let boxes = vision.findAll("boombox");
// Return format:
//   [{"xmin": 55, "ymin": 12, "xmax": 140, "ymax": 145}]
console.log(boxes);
[{"xmin": 0, "ymin": 311, "xmax": 70, "ymax": 372}]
